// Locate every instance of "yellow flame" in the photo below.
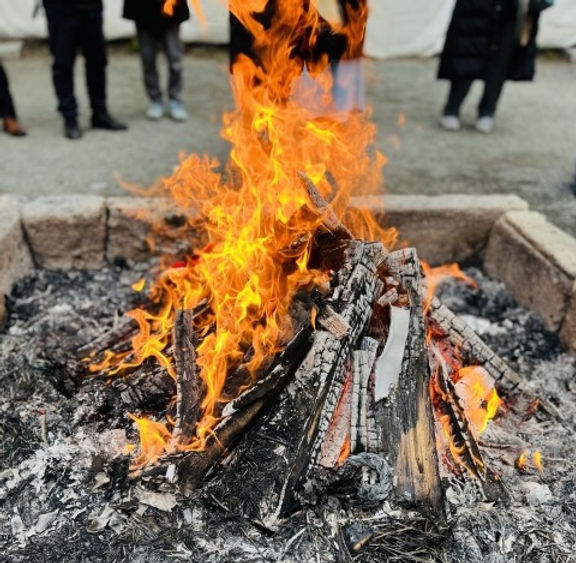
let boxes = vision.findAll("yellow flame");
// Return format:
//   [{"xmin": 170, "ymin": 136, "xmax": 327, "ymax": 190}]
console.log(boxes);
[{"xmin": 102, "ymin": 0, "xmax": 397, "ymax": 468}]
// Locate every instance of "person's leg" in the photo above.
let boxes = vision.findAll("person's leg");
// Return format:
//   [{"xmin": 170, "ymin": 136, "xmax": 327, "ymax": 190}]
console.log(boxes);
[
  {"xmin": 163, "ymin": 23, "xmax": 187, "ymax": 120},
  {"xmin": 478, "ymin": 19, "xmax": 516, "ymax": 118},
  {"xmin": 45, "ymin": 5, "xmax": 81, "ymax": 124},
  {"xmin": 163, "ymin": 24, "xmax": 183, "ymax": 103},
  {"xmin": 137, "ymin": 25, "xmax": 162, "ymax": 104},
  {"xmin": 80, "ymin": 8, "xmax": 126, "ymax": 130},
  {"xmin": 0, "ymin": 63, "xmax": 25, "ymax": 136},
  {"xmin": 444, "ymin": 79, "xmax": 473, "ymax": 116},
  {"xmin": 0, "ymin": 63, "xmax": 16, "ymax": 118},
  {"xmin": 79, "ymin": 7, "xmax": 108, "ymax": 117}
]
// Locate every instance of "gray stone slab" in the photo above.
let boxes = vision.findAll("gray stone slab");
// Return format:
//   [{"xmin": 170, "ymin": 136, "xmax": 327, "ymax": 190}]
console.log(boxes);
[
  {"xmin": 352, "ymin": 193, "xmax": 528, "ymax": 265},
  {"xmin": 484, "ymin": 211, "xmax": 576, "ymax": 332},
  {"xmin": 0, "ymin": 195, "xmax": 33, "ymax": 295},
  {"xmin": 106, "ymin": 197, "xmax": 205, "ymax": 264},
  {"xmin": 560, "ymin": 285, "xmax": 576, "ymax": 352},
  {"xmin": 21, "ymin": 195, "xmax": 106, "ymax": 269}
]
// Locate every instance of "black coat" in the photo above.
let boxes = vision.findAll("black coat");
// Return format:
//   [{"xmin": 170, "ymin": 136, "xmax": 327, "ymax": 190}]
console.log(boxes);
[
  {"xmin": 438, "ymin": 0, "xmax": 539, "ymax": 82},
  {"xmin": 123, "ymin": 0, "xmax": 190, "ymax": 28},
  {"xmin": 43, "ymin": 0, "xmax": 103, "ymax": 9}
]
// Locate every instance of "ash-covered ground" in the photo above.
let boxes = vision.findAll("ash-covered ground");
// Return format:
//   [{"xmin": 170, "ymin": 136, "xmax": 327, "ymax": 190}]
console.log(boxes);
[{"xmin": 0, "ymin": 264, "xmax": 575, "ymax": 562}]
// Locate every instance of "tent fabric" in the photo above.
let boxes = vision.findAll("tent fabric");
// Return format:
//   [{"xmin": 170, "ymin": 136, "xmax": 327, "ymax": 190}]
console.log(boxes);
[{"xmin": 1, "ymin": 0, "xmax": 575, "ymax": 56}]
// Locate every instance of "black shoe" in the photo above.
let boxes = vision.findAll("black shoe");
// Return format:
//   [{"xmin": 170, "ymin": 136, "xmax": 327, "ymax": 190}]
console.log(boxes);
[
  {"xmin": 91, "ymin": 112, "xmax": 127, "ymax": 131},
  {"xmin": 64, "ymin": 120, "xmax": 83, "ymax": 140}
]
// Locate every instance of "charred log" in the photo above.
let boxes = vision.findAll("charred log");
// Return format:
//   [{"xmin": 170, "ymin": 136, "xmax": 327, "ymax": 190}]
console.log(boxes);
[
  {"xmin": 172, "ymin": 310, "xmax": 204, "ymax": 439},
  {"xmin": 372, "ymin": 248, "xmax": 443, "ymax": 513}
]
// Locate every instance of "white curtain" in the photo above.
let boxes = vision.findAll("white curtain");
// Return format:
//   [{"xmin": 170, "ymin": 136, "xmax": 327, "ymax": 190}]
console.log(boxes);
[{"xmin": 0, "ymin": 0, "xmax": 574, "ymax": 55}]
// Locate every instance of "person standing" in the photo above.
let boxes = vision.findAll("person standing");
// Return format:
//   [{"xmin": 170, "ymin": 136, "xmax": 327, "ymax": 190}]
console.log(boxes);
[
  {"xmin": 438, "ymin": 0, "xmax": 546, "ymax": 134},
  {"xmin": 123, "ymin": 0, "xmax": 190, "ymax": 121},
  {"xmin": 0, "ymin": 62, "xmax": 26, "ymax": 137},
  {"xmin": 43, "ymin": 0, "xmax": 127, "ymax": 139}
]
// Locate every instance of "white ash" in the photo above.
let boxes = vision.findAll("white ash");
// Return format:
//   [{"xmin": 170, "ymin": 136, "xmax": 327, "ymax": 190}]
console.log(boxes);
[{"xmin": 0, "ymin": 264, "xmax": 574, "ymax": 562}]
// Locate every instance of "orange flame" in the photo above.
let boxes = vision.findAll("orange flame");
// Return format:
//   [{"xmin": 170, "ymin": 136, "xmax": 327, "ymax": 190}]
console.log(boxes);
[
  {"xmin": 99, "ymin": 0, "xmax": 396, "ymax": 468},
  {"xmin": 454, "ymin": 366, "xmax": 501, "ymax": 436},
  {"xmin": 533, "ymin": 451, "xmax": 544, "ymax": 473},
  {"xmin": 422, "ymin": 261, "xmax": 476, "ymax": 314},
  {"xmin": 516, "ymin": 451, "xmax": 528, "ymax": 471}
]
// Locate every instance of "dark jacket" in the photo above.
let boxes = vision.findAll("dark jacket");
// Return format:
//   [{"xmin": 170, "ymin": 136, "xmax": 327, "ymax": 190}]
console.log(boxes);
[
  {"xmin": 123, "ymin": 0, "xmax": 190, "ymax": 28},
  {"xmin": 43, "ymin": 0, "xmax": 103, "ymax": 9},
  {"xmin": 438, "ymin": 0, "xmax": 539, "ymax": 82}
]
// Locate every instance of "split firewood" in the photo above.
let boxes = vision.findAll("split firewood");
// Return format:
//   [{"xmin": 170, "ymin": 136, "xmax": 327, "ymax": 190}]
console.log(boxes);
[
  {"xmin": 372, "ymin": 248, "xmax": 443, "ymax": 512},
  {"xmin": 350, "ymin": 337, "xmax": 379, "ymax": 453},
  {"xmin": 220, "ymin": 327, "xmax": 313, "ymax": 417},
  {"xmin": 297, "ymin": 171, "xmax": 353, "ymax": 239},
  {"xmin": 429, "ymin": 343, "xmax": 487, "ymax": 481},
  {"xmin": 427, "ymin": 296, "xmax": 560, "ymax": 419},
  {"xmin": 172, "ymin": 309, "xmax": 204, "ymax": 439},
  {"xmin": 177, "ymin": 326, "xmax": 314, "ymax": 490}
]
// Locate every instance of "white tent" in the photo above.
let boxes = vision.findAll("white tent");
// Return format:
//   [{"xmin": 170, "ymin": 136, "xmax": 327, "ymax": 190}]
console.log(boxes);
[{"xmin": 1, "ymin": 0, "xmax": 575, "ymax": 57}]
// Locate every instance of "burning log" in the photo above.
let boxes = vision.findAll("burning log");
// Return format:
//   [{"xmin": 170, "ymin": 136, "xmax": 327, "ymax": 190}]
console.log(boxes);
[
  {"xmin": 204, "ymin": 242, "xmax": 381, "ymax": 528},
  {"xmin": 427, "ymin": 297, "xmax": 560, "ymax": 419},
  {"xmin": 176, "ymin": 325, "xmax": 314, "ymax": 490},
  {"xmin": 172, "ymin": 310, "xmax": 203, "ymax": 439}
]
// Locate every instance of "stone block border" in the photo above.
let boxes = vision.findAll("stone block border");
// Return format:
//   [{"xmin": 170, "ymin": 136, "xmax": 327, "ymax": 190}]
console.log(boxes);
[{"xmin": 0, "ymin": 193, "xmax": 574, "ymax": 351}]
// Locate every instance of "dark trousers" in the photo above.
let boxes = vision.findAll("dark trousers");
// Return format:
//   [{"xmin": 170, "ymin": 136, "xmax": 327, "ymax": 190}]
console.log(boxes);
[
  {"xmin": 444, "ymin": 19, "xmax": 516, "ymax": 118},
  {"xmin": 45, "ymin": 5, "xmax": 108, "ymax": 121},
  {"xmin": 136, "ymin": 24, "xmax": 183, "ymax": 103},
  {"xmin": 0, "ymin": 63, "xmax": 17, "ymax": 119}
]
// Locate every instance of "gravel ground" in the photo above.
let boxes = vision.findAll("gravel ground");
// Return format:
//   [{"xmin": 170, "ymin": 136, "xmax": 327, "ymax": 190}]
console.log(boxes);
[{"xmin": 1, "ymin": 45, "xmax": 575, "ymax": 236}]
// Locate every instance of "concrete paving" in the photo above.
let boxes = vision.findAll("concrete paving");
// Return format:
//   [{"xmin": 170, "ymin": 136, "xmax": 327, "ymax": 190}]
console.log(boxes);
[{"xmin": 1, "ymin": 46, "xmax": 575, "ymax": 236}]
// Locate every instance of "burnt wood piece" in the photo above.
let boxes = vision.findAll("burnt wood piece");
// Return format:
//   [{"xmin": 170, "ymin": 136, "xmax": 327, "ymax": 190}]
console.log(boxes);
[
  {"xmin": 317, "ymin": 359, "xmax": 354, "ymax": 468},
  {"xmin": 221, "ymin": 327, "xmax": 313, "ymax": 417},
  {"xmin": 350, "ymin": 337, "xmax": 379, "ymax": 453},
  {"xmin": 76, "ymin": 317, "xmax": 138, "ymax": 358},
  {"xmin": 111, "ymin": 364, "xmax": 176, "ymax": 412},
  {"xmin": 298, "ymin": 171, "xmax": 353, "ymax": 239},
  {"xmin": 428, "ymin": 343, "xmax": 487, "ymax": 481},
  {"xmin": 176, "ymin": 326, "xmax": 314, "ymax": 491},
  {"xmin": 317, "ymin": 304, "xmax": 350, "ymax": 339},
  {"xmin": 373, "ymin": 248, "xmax": 443, "ymax": 513},
  {"xmin": 427, "ymin": 297, "xmax": 560, "ymax": 419},
  {"xmin": 208, "ymin": 242, "xmax": 380, "ymax": 529},
  {"xmin": 172, "ymin": 310, "xmax": 204, "ymax": 440}
]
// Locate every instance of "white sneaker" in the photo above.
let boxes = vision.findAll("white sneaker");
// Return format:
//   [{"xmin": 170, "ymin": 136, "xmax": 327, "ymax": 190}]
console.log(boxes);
[
  {"xmin": 439, "ymin": 115, "xmax": 461, "ymax": 131},
  {"xmin": 169, "ymin": 100, "xmax": 188, "ymax": 122},
  {"xmin": 146, "ymin": 102, "xmax": 163, "ymax": 120},
  {"xmin": 475, "ymin": 116, "xmax": 494, "ymax": 134}
]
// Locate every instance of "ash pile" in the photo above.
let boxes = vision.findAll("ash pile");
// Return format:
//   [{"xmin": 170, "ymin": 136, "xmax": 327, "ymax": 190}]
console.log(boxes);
[{"xmin": 1, "ymin": 248, "xmax": 575, "ymax": 562}]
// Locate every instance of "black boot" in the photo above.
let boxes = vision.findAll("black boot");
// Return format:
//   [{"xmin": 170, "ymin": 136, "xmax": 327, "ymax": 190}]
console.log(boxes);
[
  {"xmin": 64, "ymin": 118, "xmax": 82, "ymax": 140},
  {"xmin": 91, "ymin": 111, "xmax": 127, "ymax": 131}
]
